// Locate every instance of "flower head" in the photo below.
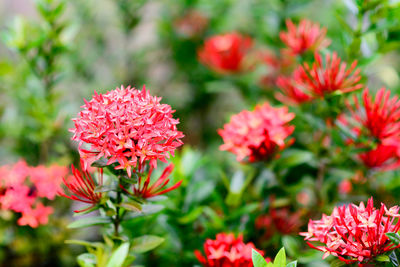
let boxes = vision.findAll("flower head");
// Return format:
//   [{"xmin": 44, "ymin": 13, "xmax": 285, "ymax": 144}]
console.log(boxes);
[
  {"xmin": 71, "ymin": 85, "xmax": 184, "ymax": 176},
  {"xmin": 218, "ymin": 102, "xmax": 295, "ymax": 162},
  {"xmin": 341, "ymin": 88, "xmax": 400, "ymax": 170},
  {"xmin": 276, "ymin": 52, "xmax": 362, "ymax": 104},
  {"xmin": 59, "ymin": 162, "xmax": 104, "ymax": 213},
  {"xmin": 280, "ymin": 19, "xmax": 330, "ymax": 55},
  {"xmin": 195, "ymin": 233, "xmax": 267, "ymax": 267},
  {"xmin": 198, "ymin": 32, "xmax": 253, "ymax": 74},
  {"xmin": 123, "ymin": 163, "xmax": 181, "ymax": 199},
  {"xmin": 300, "ymin": 198, "xmax": 400, "ymax": 265}
]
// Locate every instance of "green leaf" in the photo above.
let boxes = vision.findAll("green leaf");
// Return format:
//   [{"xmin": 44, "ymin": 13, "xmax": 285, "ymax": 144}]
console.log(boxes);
[
  {"xmin": 274, "ymin": 248, "xmax": 286, "ymax": 267},
  {"xmin": 252, "ymin": 249, "xmax": 267, "ymax": 267},
  {"xmin": 77, "ymin": 253, "xmax": 96, "ymax": 267},
  {"xmin": 120, "ymin": 202, "xmax": 142, "ymax": 212},
  {"xmin": 330, "ymin": 259, "xmax": 346, "ymax": 267},
  {"xmin": 106, "ymin": 242, "xmax": 130, "ymax": 267},
  {"xmin": 286, "ymin": 261, "xmax": 297, "ymax": 267},
  {"xmin": 177, "ymin": 206, "xmax": 203, "ymax": 224},
  {"xmin": 67, "ymin": 216, "xmax": 110, "ymax": 229},
  {"xmin": 387, "ymin": 232, "xmax": 400, "ymax": 245},
  {"xmin": 390, "ymin": 251, "xmax": 399, "ymax": 267},
  {"xmin": 131, "ymin": 235, "xmax": 165, "ymax": 253},
  {"xmin": 376, "ymin": 255, "xmax": 390, "ymax": 262}
]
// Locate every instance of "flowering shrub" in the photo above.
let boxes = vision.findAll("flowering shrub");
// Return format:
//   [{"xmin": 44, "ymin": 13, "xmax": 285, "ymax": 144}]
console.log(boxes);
[{"xmin": 2, "ymin": 0, "xmax": 400, "ymax": 266}]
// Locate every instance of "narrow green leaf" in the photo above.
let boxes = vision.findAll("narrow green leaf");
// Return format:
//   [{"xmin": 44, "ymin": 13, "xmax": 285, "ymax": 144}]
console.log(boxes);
[
  {"xmin": 94, "ymin": 185, "xmax": 113, "ymax": 193},
  {"xmin": 252, "ymin": 249, "xmax": 267, "ymax": 267},
  {"xmin": 286, "ymin": 261, "xmax": 297, "ymax": 267},
  {"xmin": 131, "ymin": 235, "xmax": 165, "ymax": 253},
  {"xmin": 67, "ymin": 216, "xmax": 110, "ymax": 229},
  {"xmin": 274, "ymin": 248, "xmax": 286, "ymax": 267},
  {"xmin": 120, "ymin": 202, "xmax": 142, "ymax": 212},
  {"xmin": 390, "ymin": 250, "xmax": 399, "ymax": 267},
  {"xmin": 387, "ymin": 232, "xmax": 400, "ymax": 245},
  {"xmin": 106, "ymin": 242, "xmax": 130, "ymax": 267}
]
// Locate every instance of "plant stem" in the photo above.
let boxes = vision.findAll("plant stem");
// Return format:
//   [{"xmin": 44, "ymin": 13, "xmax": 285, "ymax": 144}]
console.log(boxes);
[{"xmin": 114, "ymin": 188, "xmax": 122, "ymax": 237}]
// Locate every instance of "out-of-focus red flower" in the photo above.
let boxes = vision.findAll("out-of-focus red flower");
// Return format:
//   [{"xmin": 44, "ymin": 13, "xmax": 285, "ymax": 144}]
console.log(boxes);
[
  {"xmin": 71, "ymin": 85, "xmax": 184, "ymax": 177},
  {"xmin": 256, "ymin": 207, "xmax": 302, "ymax": 240},
  {"xmin": 198, "ymin": 32, "xmax": 253, "ymax": 74},
  {"xmin": 18, "ymin": 203, "xmax": 53, "ymax": 228},
  {"xmin": 30, "ymin": 164, "xmax": 66, "ymax": 200},
  {"xmin": 218, "ymin": 102, "xmax": 295, "ymax": 162},
  {"xmin": 195, "ymin": 233, "xmax": 268, "ymax": 267},
  {"xmin": 59, "ymin": 162, "xmax": 104, "ymax": 213},
  {"xmin": 174, "ymin": 10, "xmax": 208, "ymax": 38},
  {"xmin": 123, "ymin": 163, "xmax": 181, "ymax": 199},
  {"xmin": 301, "ymin": 197, "xmax": 400, "ymax": 265},
  {"xmin": 276, "ymin": 53, "xmax": 362, "ymax": 104},
  {"xmin": 341, "ymin": 88, "xmax": 400, "ymax": 170},
  {"xmin": 338, "ymin": 179, "xmax": 352, "ymax": 194},
  {"xmin": 280, "ymin": 19, "xmax": 330, "ymax": 55},
  {"xmin": 0, "ymin": 160, "xmax": 65, "ymax": 228}
]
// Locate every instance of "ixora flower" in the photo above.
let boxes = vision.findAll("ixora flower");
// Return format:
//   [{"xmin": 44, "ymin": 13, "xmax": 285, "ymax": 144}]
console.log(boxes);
[
  {"xmin": 0, "ymin": 160, "xmax": 65, "ymax": 228},
  {"xmin": 276, "ymin": 52, "xmax": 362, "ymax": 104},
  {"xmin": 218, "ymin": 102, "xmax": 295, "ymax": 162},
  {"xmin": 340, "ymin": 88, "xmax": 400, "ymax": 170},
  {"xmin": 300, "ymin": 198, "xmax": 400, "ymax": 265},
  {"xmin": 195, "ymin": 233, "xmax": 267, "ymax": 267},
  {"xmin": 198, "ymin": 32, "xmax": 253, "ymax": 74},
  {"xmin": 59, "ymin": 162, "xmax": 104, "ymax": 213},
  {"xmin": 123, "ymin": 163, "xmax": 181, "ymax": 199},
  {"xmin": 70, "ymin": 85, "xmax": 184, "ymax": 176},
  {"xmin": 280, "ymin": 19, "xmax": 330, "ymax": 55}
]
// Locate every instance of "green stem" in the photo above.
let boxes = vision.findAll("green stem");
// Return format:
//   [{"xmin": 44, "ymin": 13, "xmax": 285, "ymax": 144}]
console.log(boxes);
[{"xmin": 114, "ymin": 186, "xmax": 122, "ymax": 237}]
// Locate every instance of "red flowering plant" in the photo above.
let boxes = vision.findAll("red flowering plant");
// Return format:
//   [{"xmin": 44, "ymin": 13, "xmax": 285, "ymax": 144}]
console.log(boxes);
[
  {"xmin": 61, "ymin": 85, "xmax": 184, "ymax": 265},
  {"xmin": 301, "ymin": 198, "xmax": 400, "ymax": 266}
]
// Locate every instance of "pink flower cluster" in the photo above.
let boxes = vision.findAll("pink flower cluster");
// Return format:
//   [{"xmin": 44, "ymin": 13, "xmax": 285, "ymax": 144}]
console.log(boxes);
[
  {"xmin": 71, "ymin": 85, "xmax": 184, "ymax": 176},
  {"xmin": 0, "ymin": 160, "xmax": 66, "ymax": 228},
  {"xmin": 340, "ymin": 88, "xmax": 400, "ymax": 170},
  {"xmin": 301, "ymin": 198, "xmax": 400, "ymax": 265},
  {"xmin": 218, "ymin": 102, "xmax": 295, "ymax": 162},
  {"xmin": 195, "ymin": 233, "xmax": 268, "ymax": 267}
]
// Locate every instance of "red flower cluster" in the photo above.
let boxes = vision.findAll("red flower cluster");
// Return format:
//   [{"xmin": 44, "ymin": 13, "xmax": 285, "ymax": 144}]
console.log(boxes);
[
  {"xmin": 256, "ymin": 207, "xmax": 302, "ymax": 240},
  {"xmin": 198, "ymin": 32, "xmax": 253, "ymax": 74},
  {"xmin": 195, "ymin": 233, "xmax": 267, "ymax": 267},
  {"xmin": 123, "ymin": 163, "xmax": 182, "ymax": 199},
  {"xmin": 59, "ymin": 161, "xmax": 104, "ymax": 213},
  {"xmin": 280, "ymin": 19, "xmax": 330, "ymax": 55},
  {"xmin": 71, "ymin": 85, "xmax": 184, "ymax": 176},
  {"xmin": 218, "ymin": 102, "xmax": 295, "ymax": 162},
  {"xmin": 341, "ymin": 88, "xmax": 400, "ymax": 170},
  {"xmin": 301, "ymin": 198, "xmax": 400, "ymax": 265},
  {"xmin": 276, "ymin": 52, "xmax": 362, "ymax": 104},
  {"xmin": 0, "ymin": 160, "xmax": 66, "ymax": 228}
]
